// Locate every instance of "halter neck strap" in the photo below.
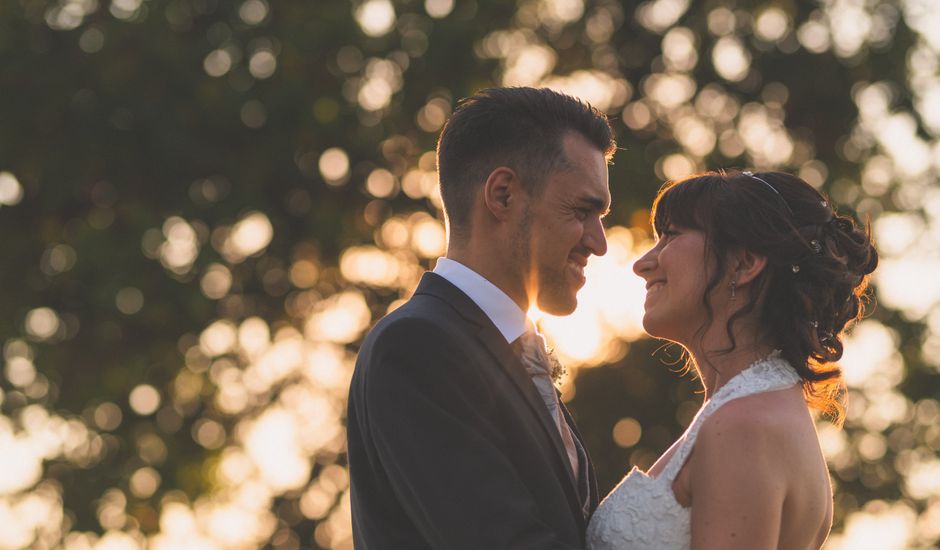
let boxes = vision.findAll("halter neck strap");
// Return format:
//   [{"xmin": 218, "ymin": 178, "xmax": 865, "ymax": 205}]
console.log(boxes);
[{"xmin": 662, "ymin": 352, "xmax": 801, "ymax": 482}]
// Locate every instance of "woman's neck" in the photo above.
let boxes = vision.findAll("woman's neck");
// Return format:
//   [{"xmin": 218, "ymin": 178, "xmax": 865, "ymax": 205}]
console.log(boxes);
[{"xmin": 688, "ymin": 329, "xmax": 776, "ymax": 400}]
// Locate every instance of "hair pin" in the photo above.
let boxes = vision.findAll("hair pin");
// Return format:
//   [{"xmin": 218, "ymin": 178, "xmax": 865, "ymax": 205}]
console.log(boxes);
[
  {"xmin": 810, "ymin": 239, "xmax": 822, "ymax": 254},
  {"xmin": 791, "ymin": 264, "xmax": 800, "ymax": 273}
]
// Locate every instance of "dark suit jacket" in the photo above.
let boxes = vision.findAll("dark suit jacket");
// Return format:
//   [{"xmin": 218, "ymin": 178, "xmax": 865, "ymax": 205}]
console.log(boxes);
[{"xmin": 347, "ymin": 272, "xmax": 598, "ymax": 549}]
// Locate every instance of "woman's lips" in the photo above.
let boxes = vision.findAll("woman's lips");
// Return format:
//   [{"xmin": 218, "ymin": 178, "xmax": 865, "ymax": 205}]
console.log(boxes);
[{"xmin": 646, "ymin": 280, "xmax": 666, "ymax": 292}]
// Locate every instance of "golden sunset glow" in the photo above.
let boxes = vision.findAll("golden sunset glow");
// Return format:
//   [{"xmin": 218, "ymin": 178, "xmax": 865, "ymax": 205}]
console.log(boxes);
[{"xmin": 5, "ymin": 1, "xmax": 940, "ymax": 548}]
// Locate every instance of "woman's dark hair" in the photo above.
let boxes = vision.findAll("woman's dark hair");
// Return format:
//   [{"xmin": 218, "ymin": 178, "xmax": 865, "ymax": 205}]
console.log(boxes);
[{"xmin": 650, "ymin": 170, "xmax": 878, "ymax": 424}]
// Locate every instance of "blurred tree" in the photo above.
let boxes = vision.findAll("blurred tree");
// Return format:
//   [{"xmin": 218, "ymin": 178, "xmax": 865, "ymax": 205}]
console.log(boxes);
[{"xmin": 1, "ymin": 0, "xmax": 938, "ymax": 548}]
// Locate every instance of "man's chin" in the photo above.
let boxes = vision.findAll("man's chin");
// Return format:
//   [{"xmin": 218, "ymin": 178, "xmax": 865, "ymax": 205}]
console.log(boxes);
[{"xmin": 536, "ymin": 294, "xmax": 578, "ymax": 316}]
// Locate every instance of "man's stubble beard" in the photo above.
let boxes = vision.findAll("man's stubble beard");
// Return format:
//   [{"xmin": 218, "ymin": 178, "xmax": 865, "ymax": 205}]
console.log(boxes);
[
  {"xmin": 511, "ymin": 204, "xmax": 533, "ymax": 301},
  {"xmin": 511, "ymin": 205, "xmax": 575, "ymax": 315}
]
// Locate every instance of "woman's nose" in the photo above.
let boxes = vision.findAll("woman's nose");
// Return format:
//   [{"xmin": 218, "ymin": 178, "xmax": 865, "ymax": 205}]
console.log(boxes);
[{"xmin": 632, "ymin": 247, "xmax": 656, "ymax": 276}]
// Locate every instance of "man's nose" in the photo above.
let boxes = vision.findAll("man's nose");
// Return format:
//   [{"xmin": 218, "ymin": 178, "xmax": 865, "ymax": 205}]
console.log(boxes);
[{"xmin": 585, "ymin": 217, "xmax": 608, "ymax": 257}]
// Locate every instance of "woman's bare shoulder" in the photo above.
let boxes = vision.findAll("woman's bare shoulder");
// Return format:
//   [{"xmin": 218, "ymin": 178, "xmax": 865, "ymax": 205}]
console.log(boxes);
[{"xmin": 697, "ymin": 388, "xmax": 810, "ymax": 460}]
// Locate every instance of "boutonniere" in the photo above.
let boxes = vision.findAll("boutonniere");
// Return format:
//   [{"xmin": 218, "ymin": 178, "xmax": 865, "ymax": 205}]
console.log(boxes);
[{"xmin": 546, "ymin": 347, "xmax": 566, "ymax": 385}]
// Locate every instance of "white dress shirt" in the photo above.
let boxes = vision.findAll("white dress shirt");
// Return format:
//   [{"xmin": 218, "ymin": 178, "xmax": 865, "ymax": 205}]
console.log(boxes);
[{"xmin": 432, "ymin": 257, "xmax": 528, "ymax": 344}]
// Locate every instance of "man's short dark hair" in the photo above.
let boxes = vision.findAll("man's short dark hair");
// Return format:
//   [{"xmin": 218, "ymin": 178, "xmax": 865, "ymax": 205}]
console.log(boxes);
[{"xmin": 436, "ymin": 87, "xmax": 616, "ymax": 240}]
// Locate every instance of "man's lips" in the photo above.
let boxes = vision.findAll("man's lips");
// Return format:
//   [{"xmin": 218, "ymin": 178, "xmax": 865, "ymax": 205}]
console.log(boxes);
[
  {"xmin": 568, "ymin": 255, "xmax": 588, "ymax": 268},
  {"xmin": 567, "ymin": 258, "xmax": 586, "ymax": 287}
]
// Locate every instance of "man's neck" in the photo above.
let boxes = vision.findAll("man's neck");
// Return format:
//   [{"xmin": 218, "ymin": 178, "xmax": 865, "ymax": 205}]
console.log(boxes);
[{"xmin": 445, "ymin": 247, "xmax": 528, "ymax": 312}]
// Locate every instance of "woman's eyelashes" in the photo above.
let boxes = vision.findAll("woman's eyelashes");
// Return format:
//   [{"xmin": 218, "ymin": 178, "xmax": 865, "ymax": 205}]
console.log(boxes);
[{"xmin": 658, "ymin": 227, "xmax": 680, "ymax": 241}]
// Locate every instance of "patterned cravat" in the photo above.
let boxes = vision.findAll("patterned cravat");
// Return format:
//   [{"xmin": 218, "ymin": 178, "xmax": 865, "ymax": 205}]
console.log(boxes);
[{"xmin": 518, "ymin": 329, "xmax": 580, "ymax": 480}]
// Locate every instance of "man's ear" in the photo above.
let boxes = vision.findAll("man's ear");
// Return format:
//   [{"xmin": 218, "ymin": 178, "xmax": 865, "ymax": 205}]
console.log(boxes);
[
  {"xmin": 733, "ymin": 248, "xmax": 768, "ymax": 286},
  {"xmin": 481, "ymin": 167, "xmax": 522, "ymax": 222}
]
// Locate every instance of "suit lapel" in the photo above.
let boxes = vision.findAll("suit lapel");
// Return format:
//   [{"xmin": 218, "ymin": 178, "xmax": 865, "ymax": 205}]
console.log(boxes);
[
  {"xmin": 560, "ymin": 400, "xmax": 599, "ymax": 513},
  {"xmin": 413, "ymin": 273, "xmax": 586, "ymax": 523}
]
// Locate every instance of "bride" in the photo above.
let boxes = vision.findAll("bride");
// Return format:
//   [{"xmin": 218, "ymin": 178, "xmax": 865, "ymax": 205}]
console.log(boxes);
[{"xmin": 587, "ymin": 170, "xmax": 878, "ymax": 549}]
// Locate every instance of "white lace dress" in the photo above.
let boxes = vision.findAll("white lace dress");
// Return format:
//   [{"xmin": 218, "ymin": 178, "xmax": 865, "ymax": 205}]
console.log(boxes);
[{"xmin": 585, "ymin": 352, "xmax": 801, "ymax": 550}]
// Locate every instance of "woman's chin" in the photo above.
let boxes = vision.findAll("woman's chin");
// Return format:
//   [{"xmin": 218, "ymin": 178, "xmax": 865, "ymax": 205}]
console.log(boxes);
[
  {"xmin": 641, "ymin": 314, "xmax": 662, "ymax": 338},
  {"xmin": 641, "ymin": 316, "xmax": 681, "ymax": 343}
]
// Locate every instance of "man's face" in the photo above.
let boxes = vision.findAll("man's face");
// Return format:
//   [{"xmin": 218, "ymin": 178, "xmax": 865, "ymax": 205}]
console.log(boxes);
[{"xmin": 515, "ymin": 132, "xmax": 611, "ymax": 315}]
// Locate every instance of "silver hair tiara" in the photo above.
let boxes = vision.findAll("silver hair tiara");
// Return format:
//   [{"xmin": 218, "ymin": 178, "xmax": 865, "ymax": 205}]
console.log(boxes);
[
  {"xmin": 742, "ymin": 170, "xmax": 805, "ymax": 273},
  {"xmin": 741, "ymin": 170, "xmax": 794, "ymax": 215}
]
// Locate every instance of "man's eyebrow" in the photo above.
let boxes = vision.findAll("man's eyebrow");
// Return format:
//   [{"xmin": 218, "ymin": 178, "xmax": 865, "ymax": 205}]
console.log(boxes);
[{"xmin": 577, "ymin": 196, "xmax": 611, "ymax": 216}]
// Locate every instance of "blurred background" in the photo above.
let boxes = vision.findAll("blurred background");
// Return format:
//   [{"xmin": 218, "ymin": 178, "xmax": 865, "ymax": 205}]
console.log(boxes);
[{"xmin": 2, "ymin": 0, "xmax": 939, "ymax": 548}]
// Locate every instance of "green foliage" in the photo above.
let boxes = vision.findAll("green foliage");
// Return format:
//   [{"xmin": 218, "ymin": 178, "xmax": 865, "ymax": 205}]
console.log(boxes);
[{"xmin": 1, "ymin": 0, "xmax": 937, "ymax": 548}]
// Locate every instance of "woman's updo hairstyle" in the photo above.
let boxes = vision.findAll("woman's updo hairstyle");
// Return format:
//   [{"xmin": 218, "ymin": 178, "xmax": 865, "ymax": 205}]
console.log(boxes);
[{"xmin": 650, "ymin": 170, "xmax": 878, "ymax": 423}]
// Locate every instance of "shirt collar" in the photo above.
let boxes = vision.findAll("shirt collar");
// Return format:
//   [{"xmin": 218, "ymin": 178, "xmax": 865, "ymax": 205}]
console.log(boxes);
[{"xmin": 432, "ymin": 257, "xmax": 528, "ymax": 343}]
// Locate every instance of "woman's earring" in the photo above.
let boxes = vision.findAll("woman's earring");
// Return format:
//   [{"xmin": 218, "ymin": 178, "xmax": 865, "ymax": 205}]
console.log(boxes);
[{"xmin": 730, "ymin": 280, "xmax": 737, "ymax": 302}]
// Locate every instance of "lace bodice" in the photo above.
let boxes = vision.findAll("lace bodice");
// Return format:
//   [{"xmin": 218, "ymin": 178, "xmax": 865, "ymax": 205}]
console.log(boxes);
[{"xmin": 585, "ymin": 352, "xmax": 801, "ymax": 550}]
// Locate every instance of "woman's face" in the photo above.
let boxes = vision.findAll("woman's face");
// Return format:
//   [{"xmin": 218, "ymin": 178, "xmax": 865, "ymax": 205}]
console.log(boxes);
[{"xmin": 632, "ymin": 225, "xmax": 716, "ymax": 345}]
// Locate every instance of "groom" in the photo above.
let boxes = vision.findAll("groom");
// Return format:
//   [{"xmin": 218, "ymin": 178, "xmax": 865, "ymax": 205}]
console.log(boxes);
[{"xmin": 347, "ymin": 87, "xmax": 616, "ymax": 549}]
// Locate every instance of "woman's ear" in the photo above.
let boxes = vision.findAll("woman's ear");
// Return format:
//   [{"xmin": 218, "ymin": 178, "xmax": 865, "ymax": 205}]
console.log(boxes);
[
  {"xmin": 732, "ymin": 249, "xmax": 768, "ymax": 286},
  {"xmin": 481, "ymin": 166, "xmax": 522, "ymax": 222}
]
